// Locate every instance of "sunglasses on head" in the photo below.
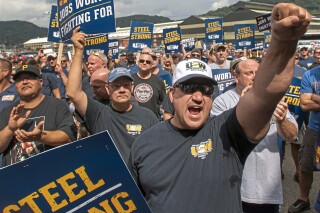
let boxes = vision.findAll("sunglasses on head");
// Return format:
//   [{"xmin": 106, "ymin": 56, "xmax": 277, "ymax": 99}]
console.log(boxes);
[
  {"xmin": 139, "ymin": 59, "xmax": 152, "ymax": 64},
  {"xmin": 174, "ymin": 83, "xmax": 214, "ymax": 96},
  {"xmin": 90, "ymin": 51, "xmax": 106, "ymax": 62}
]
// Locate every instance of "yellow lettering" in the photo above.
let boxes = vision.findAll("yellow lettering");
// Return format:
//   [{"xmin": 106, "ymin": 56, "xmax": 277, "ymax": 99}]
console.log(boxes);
[
  {"xmin": 87, "ymin": 199, "xmax": 114, "ymax": 213},
  {"xmin": 38, "ymin": 182, "xmax": 68, "ymax": 212},
  {"xmin": 294, "ymin": 86, "xmax": 300, "ymax": 94},
  {"xmin": 112, "ymin": 192, "xmax": 137, "ymax": 213},
  {"xmin": 75, "ymin": 166, "xmax": 105, "ymax": 193},
  {"xmin": 56, "ymin": 172, "xmax": 86, "ymax": 203},
  {"xmin": 3, "ymin": 205, "xmax": 20, "ymax": 213},
  {"xmin": 18, "ymin": 192, "xmax": 42, "ymax": 212}
]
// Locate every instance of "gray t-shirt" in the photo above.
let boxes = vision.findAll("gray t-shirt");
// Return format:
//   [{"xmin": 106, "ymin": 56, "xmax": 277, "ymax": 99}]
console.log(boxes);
[
  {"xmin": 209, "ymin": 60, "xmax": 231, "ymax": 70},
  {"xmin": 130, "ymin": 108, "xmax": 255, "ymax": 213},
  {"xmin": 84, "ymin": 97, "xmax": 159, "ymax": 164}
]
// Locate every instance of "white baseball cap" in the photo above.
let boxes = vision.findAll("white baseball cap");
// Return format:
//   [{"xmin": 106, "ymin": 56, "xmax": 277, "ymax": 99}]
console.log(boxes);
[{"xmin": 172, "ymin": 59, "xmax": 217, "ymax": 85}]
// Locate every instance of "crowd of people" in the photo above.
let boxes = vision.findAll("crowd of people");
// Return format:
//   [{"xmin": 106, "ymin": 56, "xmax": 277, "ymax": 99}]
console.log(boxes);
[{"xmin": 0, "ymin": 3, "xmax": 319, "ymax": 213}]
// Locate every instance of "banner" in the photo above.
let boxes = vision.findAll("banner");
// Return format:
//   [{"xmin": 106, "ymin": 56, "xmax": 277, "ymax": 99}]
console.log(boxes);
[
  {"xmin": 234, "ymin": 24, "xmax": 255, "ymax": 50},
  {"xmin": 128, "ymin": 21, "xmax": 154, "ymax": 52},
  {"xmin": 205, "ymin": 18, "xmax": 223, "ymax": 43},
  {"xmin": 283, "ymin": 77, "xmax": 306, "ymax": 129},
  {"xmin": 212, "ymin": 69, "xmax": 234, "ymax": 93},
  {"xmin": 58, "ymin": 0, "xmax": 116, "ymax": 42},
  {"xmin": 158, "ymin": 73, "xmax": 172, "ymax": 94},
  {"xmin": 256, "ymin": 13, "xmax": 271, "ymax": 32},
  {"xmin": 108, "ymin": 39, "xmax": 119, "ymax": 60},
  {"xmin": 0, "ymin": 131, "xmax": 151, "ymax": 213},
  {"xmin": 316, "ymin": 130, "xmax": 320, "ymax": 171},
  {"xmin": 264, "ymin": 32, "xmax": 271, "ymax": 49},
  {"xmin": 48, "ymin": 5, "xmax": 61, "ymax": 42},
  {"xmin": 163, "ymin": 27, "xmax": 182, "ymax": 54},
  {"xmin": 84, "ymin": 34, "xmax": 109, "ymax": 61},
  {"xmin": 181, "ymin": 38, "xmax": 196, "ymax": 52}
]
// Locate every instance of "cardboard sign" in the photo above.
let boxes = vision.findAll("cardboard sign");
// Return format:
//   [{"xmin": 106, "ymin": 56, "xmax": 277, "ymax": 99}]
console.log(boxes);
[
  {"xmin": 128, "ymin": 21, "xmax": 154, "ymax": 52},
  {"xmin": 256, "ymin": 13, "xmax": 271, "ymax": 32},
  {"xmin": 284, "ymin": 77, "xmax": 306, "ymax": 129},
  {"xmin": 264, "ymin": 32, "xmax": 271, "ymax": 49},
  {"xmin": 163, "ymin": 27, "xmax": 182, "ymax": 54},
  {"xmin": 108, "ymin": 39, "xmax": 119, "ymax": 59},
  {"xmin": 0, "ymin": 131, "xmax": 151, "ymax": 213},
  {"xmin": 212, "ymin": 68, "xmax": 234, "ymax": 94},
  {"xmin": 181, "ymin": 38, "xmax": 196, "ymax": 52},
  {"xmin": 315, "ymin": 129, "xmax": 320, "ymax": 171},
  {"xmin": 234, "ymin": 24, "xmax": 255, "ymax": 50},
  {"xmin": 84, "ymin": 34, "xmax": 109, "ymax": 61},
  {"xmin": 205, "ymin": 18, "xmax": 223, "ymax": 43},
  {"xmin": 57, "ymin": 0, "xmax": 116, "ymax": 42},
  {"xmin": 48, "ymin": 5, "xmax": 61, "ymax": 42}
]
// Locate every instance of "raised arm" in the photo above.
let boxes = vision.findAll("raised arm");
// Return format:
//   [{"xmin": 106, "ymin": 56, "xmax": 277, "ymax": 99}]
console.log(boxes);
[
  {"xmin": 66, "ymin": 27, "xmax": 88, "ymax": 117},
  {"xmin": 236, "ymin": 3, "xmax": 311, "ymax": 142}
]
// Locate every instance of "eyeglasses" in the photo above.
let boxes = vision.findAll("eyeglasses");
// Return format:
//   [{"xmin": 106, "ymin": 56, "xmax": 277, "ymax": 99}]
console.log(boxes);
[
  {"xmin": 315, "ymin": 52, "xmax": 320, "ymax": 54},
  {"xmin": 174, "ymin": 83, "xmax": 214, "ymax": 96},
  {"xmin": 90, "ymin": 51, "xmax": 106, "ymax": 62},
  {"xmin": 191, "ymin": 53, "xmax": 201, "ymax": 58},
  {"xmin": 61, "ymin": 60, "xmax": 67, "ymax": 63},
  {"xmin": 139, "ymin": 59, "xmax": 152, "ymax": 64}
]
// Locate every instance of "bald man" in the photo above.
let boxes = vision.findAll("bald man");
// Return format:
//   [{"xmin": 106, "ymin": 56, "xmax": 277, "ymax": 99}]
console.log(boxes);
[{"xmin": 90, "ymin": 68, "xmax": 110, "ymax": 105}]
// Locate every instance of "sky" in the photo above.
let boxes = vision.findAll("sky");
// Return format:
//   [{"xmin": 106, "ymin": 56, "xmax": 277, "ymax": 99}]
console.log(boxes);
[{"xmin": 0, "ymin": 0, "xmax": 244, "ymax": 28}]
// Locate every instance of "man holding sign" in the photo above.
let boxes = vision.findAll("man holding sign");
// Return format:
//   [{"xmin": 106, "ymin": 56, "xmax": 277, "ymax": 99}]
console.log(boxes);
[{"xmin": 129, "ymin": 3, "xmax": 311, "ymax": 212}]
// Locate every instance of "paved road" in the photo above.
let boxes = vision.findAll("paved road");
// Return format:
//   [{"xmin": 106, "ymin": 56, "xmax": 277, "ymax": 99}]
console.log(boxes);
[{"xmin": 281, "ymin": 143, "xmax": 319, "ymax": 213}]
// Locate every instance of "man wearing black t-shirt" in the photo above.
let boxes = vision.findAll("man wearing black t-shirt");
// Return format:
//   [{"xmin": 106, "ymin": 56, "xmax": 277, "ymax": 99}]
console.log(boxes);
[
  {"xmin": 0, "ymin": 65, "xmax": 76, "ymax": 167},
  {"xmin": 67, "ymin": 30, "xmax": 159, "ymax": 165},
  {"xmin": 132, "ymin": 53, "xmax": 166, "ymax": 120},
  {"xmin": 129, "ymin": 4, "xmax": 311, "ymax": 213}
]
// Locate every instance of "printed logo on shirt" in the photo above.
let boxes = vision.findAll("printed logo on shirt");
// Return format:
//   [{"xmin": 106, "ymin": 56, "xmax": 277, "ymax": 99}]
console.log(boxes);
[
  {"xmin": 134, "ymin": 83, "xmax": 153, "ymax": 103},
  {"xmin": 126, "ymin": 124, "xmax": 142, "ymax": 135},
  {"xmin": 2, "ymin": 95, "xmax": 15, "ymax": 101},
  {"xmin": 191, "ymin": 139, "xmax": 213, "ymax": 159}
]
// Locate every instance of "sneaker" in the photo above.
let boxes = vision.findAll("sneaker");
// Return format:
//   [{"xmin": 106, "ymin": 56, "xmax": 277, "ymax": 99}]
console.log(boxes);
[
  {"xmin": 288, "ymin": 199, "xmax": 310, "ymax": 213},
  {"xmin": 293, "ymin": 173, "xmax": 299, "ymax": 183}
]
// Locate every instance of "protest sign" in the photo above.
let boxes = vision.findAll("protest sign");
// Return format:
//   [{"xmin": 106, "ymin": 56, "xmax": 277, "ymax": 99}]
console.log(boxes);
[
  {"xmin": 205, "ymin": 18, "xmax": 223, "ymax": 43},
  {"xmin": 234, "ymin": 24, "xmax": 255, "ymax": 50},
  {"xmin": 264, "ymin": 32, "xmax": 271, "ymax": 49},
  {"xmin": 57, "ymin": 0, "xmax": 115, "ymax": 42},
  {"xmin": 316, "ymin": 130, "xmax": 320, "ymax": 171},
  {"xmin": 84, "ymin": 34, "xmax": 109, "ymax": 61},
  {"xmin": 212, "ymin": 69, "xmax": 234, "ymax": 94},
  {"xmin": 181, "ymin": 38, "xmax": 196, "ymax": 52},
  {"xmin": 108, "ymin": 39, "xmax": 119, "ymax": 60},
  {"xmin": 256, "ymin": 13, "xmax": 271, "ymax": 32},
  {"xmin": 163, "ymin": 27, "xmax": 182, "ymax": 54},
  {"xmin": 284, "ymin": 77, "xmax": 306, "ymax": 128},
  {"xmin": 0, "ymin": 131, "xmax": 151, "ymax": 213},
  {"xmin": 48, "ymin": 5, "xmax": 61, "ymax": 43},
  {"xmin": 128, "ymin": 21, "xmax": 154, "ymax": 52},
  {"xmin": 158, "ymin": 72, "xmax": 172, "ymax": 94}
]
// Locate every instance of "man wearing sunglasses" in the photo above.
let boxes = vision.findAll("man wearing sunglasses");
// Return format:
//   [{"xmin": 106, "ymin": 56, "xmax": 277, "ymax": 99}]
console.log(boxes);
[
  {"xmin": 132, "ymin": 53, "xmax": 166, "ymax": 120},
  {"xmin": 67, "ymin": 27, "xmax": 159, "ymax": 165},
  {"xmin": 298, "ymin": 46, "xmax": 315, "ymax": 70},
  {"xmin": 129, "ymin": 3, "xmax": 311, "ymax": 213}
]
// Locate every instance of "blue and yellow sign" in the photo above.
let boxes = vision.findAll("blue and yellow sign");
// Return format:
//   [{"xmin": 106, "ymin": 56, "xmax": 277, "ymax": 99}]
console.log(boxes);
[
  {"xmin": 234, "ymin": 24, "xmax": 255, "ymax": 50},
  {"xmin": 181, "ymin": 38, "xmax": 195, "ymax": 52},
  {"xmin": 48, "ymin": 5, "xmax": 61, "ymax": 42},
  {"xmin": 128, "ymin": 21, "xmax": 154, "ymax": 52},
  {"xmin": 163, "ymin": 27, "xmax": 182, "ymax": 54},
  {"xmin": 256, "ymin": 13, "xmax": 271, "ymax": 32},
  {"xmin": 84, "ymin": 34, "xmax": 109, "ymax": 61},
  {"xmin": 0, "ymin": 131, "xmax": 151, "ymax": 213},
  {"xmin": 264, "ymin": 32, "xmax": 271, "ymax": 49},
  {"xmin": 108, "ymin": 39, "xmax": 119, "ymax": 60},
  {"xmin": 205, "ymin": 18, "xmax": 223, "ymax": 43},
  {"xmin": 57, "ymin": 0, "xmax": 116, "ymax": 42}
]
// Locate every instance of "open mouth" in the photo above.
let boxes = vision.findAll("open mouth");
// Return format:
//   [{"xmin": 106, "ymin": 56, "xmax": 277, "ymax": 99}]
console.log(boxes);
[{"xmin": 188, "ymin": 106, "xmax": 203, "ymax": 115}]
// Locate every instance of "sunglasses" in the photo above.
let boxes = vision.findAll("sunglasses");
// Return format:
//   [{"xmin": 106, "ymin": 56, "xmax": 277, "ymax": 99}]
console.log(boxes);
[
  {"xmin": 191, "ymin": 53, "xmax": 201, "ymax": 58},
  {"xmin": 174, "ymin": 83, "xmax": 214, "ymax": 96},
  {"xmin": 90, "ymin": 51, "xmax": 106, "ymax": 62},
  {"xmin": 315, "ymin": 52, "xmax": 320, "ymax": 54},
  {"xmin": 61, "ymin": 60, "xmax": 67, "ymax": 63},
  {"xmin": 139, "ymin": 59, "xmax": 152, "ymax": 64}
]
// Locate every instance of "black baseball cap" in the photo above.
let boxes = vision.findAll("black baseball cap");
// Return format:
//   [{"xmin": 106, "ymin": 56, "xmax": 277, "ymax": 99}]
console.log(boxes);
[{"xmin": 13, "ymin": 65, "xmax": 42, "ymax": 80}]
